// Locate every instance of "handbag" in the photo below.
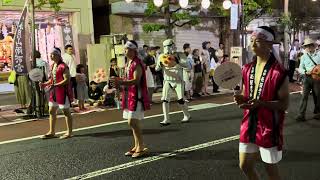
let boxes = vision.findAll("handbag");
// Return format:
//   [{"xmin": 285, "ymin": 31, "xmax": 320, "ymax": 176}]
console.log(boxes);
[
  {"xmin": 306, "ymin": 54, "xmax": 320, "ymax": 81},
  {"xmin": 8, "ymin": 70, "xmax": 16, "ymax": 84}
]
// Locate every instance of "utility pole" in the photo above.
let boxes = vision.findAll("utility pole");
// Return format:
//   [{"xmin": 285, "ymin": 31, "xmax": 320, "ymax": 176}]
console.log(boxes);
[
  {"xmin": 30, "ymin": 0, "xmax": 42, "ymax": 118},
  {"xmin": 284, "ymin": 0, "xmax": 289, "ymax": 69}
]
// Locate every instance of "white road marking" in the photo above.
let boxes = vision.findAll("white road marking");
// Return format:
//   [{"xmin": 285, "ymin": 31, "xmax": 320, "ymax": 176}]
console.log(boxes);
[
  {"xmin": 0, "ymin": 102, "xmax": 234, "ymax": 145},
  {"xmin": 65, "ymin": 135, "xmax": 240, "ymax": 180},
  {"xmin": 0, "ymin": 91, "xmax": 301, "ymax": 145}
]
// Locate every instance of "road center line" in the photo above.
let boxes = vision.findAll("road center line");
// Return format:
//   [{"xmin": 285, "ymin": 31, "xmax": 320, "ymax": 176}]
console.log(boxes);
[{"xmin": 65, "ymin": 135, "xmax": 240, "ymax": 180}]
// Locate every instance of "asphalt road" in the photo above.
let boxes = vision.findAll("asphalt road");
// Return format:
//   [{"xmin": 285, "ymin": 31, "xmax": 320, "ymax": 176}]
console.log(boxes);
[{"xmin": 0, "ymin": 93, "xmax": 319, "ymax": 180}]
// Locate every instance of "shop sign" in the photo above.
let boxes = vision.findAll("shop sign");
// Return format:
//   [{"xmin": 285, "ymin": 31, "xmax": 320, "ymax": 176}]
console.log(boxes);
[{"xmin": 12, "ymin": 5, "xmax": 29, "ymax": 75}]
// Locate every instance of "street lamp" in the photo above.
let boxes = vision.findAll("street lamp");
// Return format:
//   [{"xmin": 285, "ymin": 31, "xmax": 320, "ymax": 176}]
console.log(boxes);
[
  {"xmin": 179, "ymin": 0, "xmax": 189, "ymax": 8},
  {"xmin": 153, "ymin": 0, "xmax": 163, "ymax": 7},
  {"xmin": 201, "ymin": 0, "xmax": 210, "ymax": 9},
  {"xmin": 223, "ymin": 0, "xmax": 232, "ymax": 10}
]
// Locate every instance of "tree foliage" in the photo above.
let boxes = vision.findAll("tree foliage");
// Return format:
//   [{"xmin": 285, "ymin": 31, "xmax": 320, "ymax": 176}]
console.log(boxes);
[
  {"xmin": 143, "ymin": 0, "xmax": 273, "ymax": 37},
  {"xmin": 142, "ymin": 0, "xmax": 200, "ymax": 38},
  {"xmin": 3, "ymin": 0, "xmax": 64, "ymax": 11}
]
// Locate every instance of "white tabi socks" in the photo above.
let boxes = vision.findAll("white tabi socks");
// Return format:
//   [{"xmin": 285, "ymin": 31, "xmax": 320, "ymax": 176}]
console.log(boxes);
[
  {"xmin": 180, "ymin": 103, "xmax": 191, "ymax": 122},
  {"xmin": 160, "ymin": 102, "xmax": 171, "ymax": 125}
]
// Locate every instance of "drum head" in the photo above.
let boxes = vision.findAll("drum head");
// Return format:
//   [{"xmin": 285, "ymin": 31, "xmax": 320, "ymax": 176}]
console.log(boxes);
[
  {"xmin": 213, "ymin": 62, "xmax": 242, "ymax": 89},
  {"xmin": 29, "ymin": 68, "xmax": 44, "ymax": 82}
]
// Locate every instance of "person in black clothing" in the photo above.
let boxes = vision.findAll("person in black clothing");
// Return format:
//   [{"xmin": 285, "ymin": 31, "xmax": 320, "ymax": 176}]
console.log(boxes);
[
  {"xmin": 110, "ymin": 58, "xmax": 119, "ymax": 77},
  {"xmin": 144, "ymin": 47, "xmax": 157, "ymax": 102},
  {"xmin": 207, "ymin": 42, "xmax": 220, "ymax": 93},
  {"xmin": 88, "ymin": 81, "xmax": 103, "ymax": 107},
  {"xmin": 143, "ymin": 47, "xmax": 157, "ymax": 74},
  {"xmin": 192, "ymin": 49, "xmax": 203, "ymax": 97}
]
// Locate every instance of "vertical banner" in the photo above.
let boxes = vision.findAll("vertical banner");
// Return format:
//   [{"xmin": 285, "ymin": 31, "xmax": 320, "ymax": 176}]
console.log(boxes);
[
  {"xmin": 12, "ymin": 2, "xmax": 31, "ymax": 75},
  {"xmin": 230, "ymin": 4, "xmax": 239, "ymax": 30},
  {"xmin": 62, "ymin": 25, "xmax": 74, "ymax": 48}
]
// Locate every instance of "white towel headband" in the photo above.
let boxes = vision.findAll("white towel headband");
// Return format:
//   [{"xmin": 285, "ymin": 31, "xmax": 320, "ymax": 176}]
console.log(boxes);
[
  {"xmin": 124, "ymin": 41, "xmax": 138, "ymax": 50},
  {"xmin": 252, "ymin": 27, "xmax": 275, "ymax": 42}
]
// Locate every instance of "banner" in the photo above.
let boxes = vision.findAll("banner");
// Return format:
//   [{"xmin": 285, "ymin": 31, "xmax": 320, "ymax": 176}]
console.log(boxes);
[
  {"xmin": 62, "ymin": 25, "xmax": 74, "ymax": 48},
  {"xmin": 230, "ymin": 4, "xmax": 238, "ymax": 30},
  {"xmin": 12, "ymin": 2, "xmax": 31, "ymax": 75}
]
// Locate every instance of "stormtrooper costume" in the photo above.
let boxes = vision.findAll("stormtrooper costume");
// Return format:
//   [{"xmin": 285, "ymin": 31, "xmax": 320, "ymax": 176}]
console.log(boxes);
[{"xmin": 156, "ymin": 39, "xmax": 191, "ymax": 126}]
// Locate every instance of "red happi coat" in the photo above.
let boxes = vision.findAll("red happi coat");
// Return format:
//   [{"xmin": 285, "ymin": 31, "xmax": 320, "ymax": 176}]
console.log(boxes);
[
  {"xmin": 121, "ymin": 57, "xmax": 150, "ymax": 111},
  {"xmin": 240, "ymin": 56, "xmax": 287, "ymax": 150},
  {"xmin": 49, "ymin": 61, "xmax": 73, "ymax": 104}
]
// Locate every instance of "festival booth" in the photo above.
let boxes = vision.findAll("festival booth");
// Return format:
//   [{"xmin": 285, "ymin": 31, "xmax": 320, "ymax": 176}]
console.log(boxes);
[
  {"xmin": 0, "ymin": 11, "xmax": 77, "ymax": 73},
  {"xmin": 87, "ymin": 34, "xmax": 128, "ymax": 84}
]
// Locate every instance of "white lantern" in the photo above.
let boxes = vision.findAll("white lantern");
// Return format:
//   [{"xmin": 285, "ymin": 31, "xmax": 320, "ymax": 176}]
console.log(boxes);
[
  {"xmin": 125, "ymin": 0, "xmax": 133, "ymax": 3},
  {"xmin": 201, "ymin": 0, "xmax": 210, "ymax": 9},
  {"xmin": 179, "ymin": 0, "xmax": 189, "ymax": 8},
  {"xmin": 153, "ymin": 0, "xmax": 163, "ymax": 7},
  {"xmin": 223, "ymin": 0, "xmax": 232, "ymax": 10}
]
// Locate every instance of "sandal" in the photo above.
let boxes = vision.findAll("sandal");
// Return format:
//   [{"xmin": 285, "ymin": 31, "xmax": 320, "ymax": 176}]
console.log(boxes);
[
  {"xmin": 59, "ymin": 134, "xmax": 73, "ymax": 139},
  {"xmin": 41, "ymin": 134, "xmax": 57, "ymax": 139},
  {"xmin": 125, "ymin": 149, "xmax": 136, "ymax": 156},
  {"xmin": 132, "ymin": 148, "xmax": 148, "ymax": 158}
]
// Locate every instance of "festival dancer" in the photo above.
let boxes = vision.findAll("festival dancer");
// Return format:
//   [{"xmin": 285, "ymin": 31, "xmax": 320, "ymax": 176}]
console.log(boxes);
[
  {"xmin": 234, "ymin": 26, "xmax": 289, "ymax": 180},
  {"xmin": 156, "ymin": 39, "xmax": 191, "ymax": 126},
  {"xmin": 110, "ymin": 40, "xmax": 150, "ymax": 158},
  {"xmin": 40, "ymin": 48, "xmax": 74, "ymax": 139}
]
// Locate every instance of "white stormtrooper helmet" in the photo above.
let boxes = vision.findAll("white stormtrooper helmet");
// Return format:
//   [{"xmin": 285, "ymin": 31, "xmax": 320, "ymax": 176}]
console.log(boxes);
[{"xmin": 163, "ymin": 39, "xmax": 176, "ymax": 54}]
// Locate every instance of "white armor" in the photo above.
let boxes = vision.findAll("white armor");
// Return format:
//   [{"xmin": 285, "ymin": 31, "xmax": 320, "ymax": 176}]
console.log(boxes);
[{"xmin": 156, "ymin": 39, "xmax": 191, "ymax": 125}]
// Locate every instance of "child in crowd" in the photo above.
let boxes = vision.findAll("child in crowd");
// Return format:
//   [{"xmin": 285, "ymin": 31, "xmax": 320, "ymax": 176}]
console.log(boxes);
[
  {"xmin": 221, "ymin": 55, "xmax": 230, "ymax": 64},
  {"xmin": 76, "ymin": 64, "xmax": 89, "ymax": 111},
  {"xmin": 88, "ymin": 81, "xmax": 103, "ymax": 107},
  {"xmin": 110, "ymin": 58, "xmax": 119, "ymax": 77},
  {"xmin": 103, "ymin": 82, "xmax": 117, "ymax": 107}
]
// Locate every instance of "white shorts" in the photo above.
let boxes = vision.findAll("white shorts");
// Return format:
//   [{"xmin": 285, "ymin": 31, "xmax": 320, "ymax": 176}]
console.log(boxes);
[
  {"xmin": 239, "ymin": 143, "xmax": 282, "ymax": 164},
  {"xmin": 123, "ymin": 102, "xmax": 144, "ymax": 120},
  {"xmin": 49, "ymin": 97, "xmax": 70, "ymax": 109}
]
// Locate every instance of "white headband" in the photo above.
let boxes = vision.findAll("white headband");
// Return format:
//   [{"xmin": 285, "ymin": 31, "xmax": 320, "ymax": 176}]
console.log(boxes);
[
  {"xmin": 51, "ymin": 48, "xmax": 61, "ymax": 56},
  {"xmin": 124, "ymin": 41, "xmax": 137, "ymax": 50},
  {"xmin": 252, "ymin": 28, "xmax": 275, "ymax": 42}
]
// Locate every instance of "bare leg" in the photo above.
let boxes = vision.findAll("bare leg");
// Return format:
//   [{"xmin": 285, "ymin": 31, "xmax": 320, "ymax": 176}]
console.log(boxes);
[
  {"xmin": 47, "ymin": 106, "xmax": 58, "ymax": 135},
  {"xmin": 62, "ymin": 108, "xmax": 73, "ymax": 136},
  {"xmin": 128, "ymin": 118, "xmax": 144, "ymax": 152},
  {"xmin": 239, "ymin": 152, "xmax": 260, "ymax": 180},
  {"xmin": 264, "ymin": 163, "xmax": 282, "ymax": 180}
]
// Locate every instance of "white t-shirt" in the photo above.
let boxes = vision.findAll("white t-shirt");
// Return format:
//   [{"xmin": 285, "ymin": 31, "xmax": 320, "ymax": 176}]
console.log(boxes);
[
  {"xmin": 62, "ymin": 53, "xmax": 77, "ymax": 77},
  {"xmin": 289, "ymin": 47, "xmax": 299, "ymax": 61}
]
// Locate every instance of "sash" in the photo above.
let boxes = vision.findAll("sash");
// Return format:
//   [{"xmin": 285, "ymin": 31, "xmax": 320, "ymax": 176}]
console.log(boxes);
[{"xmin": 248, "ymin": 55, "xmax": 275, "ymax": 143}]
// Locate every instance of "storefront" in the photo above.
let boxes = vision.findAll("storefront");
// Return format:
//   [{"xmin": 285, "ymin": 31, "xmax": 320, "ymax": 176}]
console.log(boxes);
[{"xmin": 0, "ymin": 0, "xmax": 94, "ymax": 86}]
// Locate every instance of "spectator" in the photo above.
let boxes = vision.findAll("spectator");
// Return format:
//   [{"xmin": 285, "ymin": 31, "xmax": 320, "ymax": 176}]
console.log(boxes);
[
  {"xmin": 221, "ymin": 54, "xmax": 230, "ymax": 64},
  {"xmin": 88, "ymin": 81, "xmax": 103, "ymax": 107},
  {"xmin": 192, "ymin": 49, "xmax": 202, "ymax": 97},
  {"xmin": 144, "ymin": 47, "xmax": 156, "ymax": 104},
  {"xmin": 110, "ymin": 58, "xmax": 119, "ymax": 77},
  {"xmin": 201, "ymin": 41, "xmax": 211, "ymax": 95},
  {"xmin": 288, "ymin": 39, "xmax": 300, "ymax": 82},
  {"xmin": 215, "ymin": 43, "xmax": 225, "ymax": 62},
  {"xmin": 139, "ymin": 45, "xmax": 149, "ymax": 60},
  {"xmin": 76, "ymin": 64, "xmax": 89, "ymax": 111},
  {"xmin": 103, "ymin": 83, "xmax": 117, "ymax": 107},
  {"xmin": 183, "ymin": 43, "xmax": 194, "ymax": 100},
  {"xmin": 62, "ymin": 45, "xmax": 77, "ymax": 100}
]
